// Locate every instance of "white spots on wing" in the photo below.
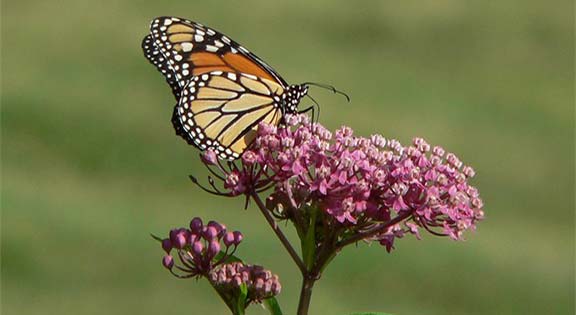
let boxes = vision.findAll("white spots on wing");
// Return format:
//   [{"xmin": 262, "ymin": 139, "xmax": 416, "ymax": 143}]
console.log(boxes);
[
  {"xmin": 214, "ymin": 40, "xmax": 224, "ymax": 48},
  {"xmin": 163, "ymin": 19, "xmax": 172, "ymax": 26},
  {"xmin": 182, "ymin": 63, "xmax": 190, "ymax": 69},
  {"xmin": 181, "ymin": 42, "xmax": 193, "ymax": 52},
  {"xmin": 194, "ymin": 34, "xmax": 204, "ymax": 42},
  {"xmin": 207, "ymin": 29, "xmax": 216, "ymax": 36},
  {"xmin": 239, "ymin": 46, "xmax": 249, "ymax": 53},
  {"xmin": 174, "ymin": 55, "xmax": 183, "ymax": 61},
  {"xmin": 206, "ymin": 45, "xmax": 218, "ymax": 52},
  {"xmin": 241, "ymin": 73, "xmax": 257, "ymax": 80},
  {"xmin": 222, "ymin": 36, "xmax": 231, "ymax": 44},
  {"xmin": 230, "ymin": 47, "xmax": 238, "ymax": 54},
  {"xmin": 196, "ymin": 29, "xmax": 205, "ymax": 36},
  {"xmin": 227, "ymin": 73, "xmax": 237, "ymax": 81},
  {"xmin": 182, "ymin": 69, "xmax": 189, "ymax": 76},
  {"xmin": 201, "ymin": 74, "xmax": 209, "ymax": 80}
]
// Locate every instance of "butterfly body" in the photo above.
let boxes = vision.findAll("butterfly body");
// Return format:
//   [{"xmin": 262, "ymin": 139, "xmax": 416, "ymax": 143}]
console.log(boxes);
[{"xmin": 142, "ymin": 16, "xmax": 308, "ymax": 159}]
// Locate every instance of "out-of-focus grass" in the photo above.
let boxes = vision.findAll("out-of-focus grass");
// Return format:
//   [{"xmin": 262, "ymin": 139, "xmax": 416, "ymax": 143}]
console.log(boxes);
[{"xmin": 2, "ymin": 0, "xmax": 573, "ymax": 314}]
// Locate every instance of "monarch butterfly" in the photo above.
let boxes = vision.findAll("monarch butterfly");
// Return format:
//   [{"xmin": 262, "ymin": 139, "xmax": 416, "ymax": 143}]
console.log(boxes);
[{"xmin": 142, "ymin": 16, "xmax": 310, "ymax": 160}]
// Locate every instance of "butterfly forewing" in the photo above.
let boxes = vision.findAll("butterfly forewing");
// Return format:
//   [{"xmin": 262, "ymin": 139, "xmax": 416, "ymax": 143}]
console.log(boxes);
[
  {"xmin": 148, "ymin": 17, "xmax": 288, "ymax": 89},
  {"xmin": 142, "ymin": 35, "xmax": 181, "ymax": 100}
]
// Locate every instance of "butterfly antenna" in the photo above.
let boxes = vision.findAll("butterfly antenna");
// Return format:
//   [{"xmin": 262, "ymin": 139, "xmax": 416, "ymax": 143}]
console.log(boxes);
[
  {"xmin": 303, "ymin": 82, "xmax": 351, "ymax": 102},
  {"xmin": 305, "ymin": 94, "xmax": 321, "ymax": 123}
]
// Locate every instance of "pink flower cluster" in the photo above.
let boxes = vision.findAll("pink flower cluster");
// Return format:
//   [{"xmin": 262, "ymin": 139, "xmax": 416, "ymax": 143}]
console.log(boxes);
[
  {"xmin": 161, "ymin": 217, "xmax": 243, "ymax": 277},
  {"xmin": 209, "ymin": 262, "xmax": 281, "ymax": 302},
  {"xmin": 200, "ymin": 114, "xmax": 484, "ymax": 251}
]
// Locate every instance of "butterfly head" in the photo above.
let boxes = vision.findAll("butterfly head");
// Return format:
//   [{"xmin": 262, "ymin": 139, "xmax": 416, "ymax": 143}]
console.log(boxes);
[{"xmin": 283, "ymin": 84, "xmax": 309, "ymax": 113}]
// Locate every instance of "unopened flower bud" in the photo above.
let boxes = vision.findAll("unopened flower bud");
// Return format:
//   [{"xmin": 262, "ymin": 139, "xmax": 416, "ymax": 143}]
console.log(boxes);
[
  {"xmin": 174, "ymin": 232, "xmax": 187, "ymax": 249},
  {"xmin": 223, "ymin": 231, "xmax": 235, "ymax": 247},
  {"xmin": 233, "ymin": 231, "xmax": 243, "ymax": 245},
  {"xmin": 207, "ymin": 221, "xmax": 226, "ymax": 237},
  {"xmin": 255, "ymin": 278, "xmax": 264, "ymax": 290},
  {"xmin": 189, "ymin": 217, "xmax": 203, "ymax": 233},
  {"xmin": 201, "ymin": 149, "xmax": 218, "ymax": 165},
  {"xmin": 204, "ymin": 226, "xmax": 218, "ymax": 240},
  {"xmin": 208, "ymin": 240, "xmax": 221, "ymax": 257},
  {"xmin": 162, "ymin": 255, "xmax": 174, "ymax": 270},
  {"xmin": 192, "ymin": 241, "xmax": 204, "ymax": 255},
  {"xmin": 161, "ymin": 239, "xmax": 172, "ymax": 253}
]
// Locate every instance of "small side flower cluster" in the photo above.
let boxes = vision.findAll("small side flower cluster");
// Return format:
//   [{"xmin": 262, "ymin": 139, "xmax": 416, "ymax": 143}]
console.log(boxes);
[
  {"xmin": 210, "ymin": 262, "xmax": 281, "ymax": 302},
  {"xmin": 160, "ymin": 217, "xmax": 243, "ymax": 277},
  {"xmin": 197, "ymin": 114, "xmax": 484, "ymax": 252}
]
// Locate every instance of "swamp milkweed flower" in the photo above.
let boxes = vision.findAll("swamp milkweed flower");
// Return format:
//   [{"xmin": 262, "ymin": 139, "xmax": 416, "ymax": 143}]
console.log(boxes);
[{"xmin": 193, "ymin": 114, "xmax": 484, "ymax": 253}]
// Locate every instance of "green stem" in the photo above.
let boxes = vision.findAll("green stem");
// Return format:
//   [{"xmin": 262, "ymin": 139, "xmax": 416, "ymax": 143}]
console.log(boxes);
[
  {"xmin": 296, "ymin": 275, "xmax": 316, "ymax": 315},
  {"xmin": 250, "ymin": 191, "xmax": 307, "ymax": 275}
]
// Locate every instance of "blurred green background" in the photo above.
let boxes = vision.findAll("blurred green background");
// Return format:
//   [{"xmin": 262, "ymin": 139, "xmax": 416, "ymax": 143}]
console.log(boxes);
[{"xmin": 2, "ymin": 0, "xmax": 574, "ymax": 314}]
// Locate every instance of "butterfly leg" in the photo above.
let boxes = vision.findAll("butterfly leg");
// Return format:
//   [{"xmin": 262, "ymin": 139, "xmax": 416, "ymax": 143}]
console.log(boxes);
[{"xmin": 298, "ymin": 105, "xmax": 318, "ymax": 123}]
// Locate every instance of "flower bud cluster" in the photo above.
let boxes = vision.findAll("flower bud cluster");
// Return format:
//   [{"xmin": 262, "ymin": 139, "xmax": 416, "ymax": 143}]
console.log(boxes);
[
  {"xmin": 209, "ymin": 262, "xmax": 281, "ymax": 302},
  {"xmin": 161, "ymin": 217, "xmax": 243, "ymax": 277}
]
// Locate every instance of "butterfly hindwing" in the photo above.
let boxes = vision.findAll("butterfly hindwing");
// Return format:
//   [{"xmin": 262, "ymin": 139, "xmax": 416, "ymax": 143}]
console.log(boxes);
[{"xmin": 175, "ymin": 71, "xmax": 284, "ymax": 159}]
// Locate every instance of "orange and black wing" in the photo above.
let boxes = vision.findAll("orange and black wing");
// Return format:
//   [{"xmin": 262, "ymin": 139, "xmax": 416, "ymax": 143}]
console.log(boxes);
[
  {"xmin": 143, "ymin": 16, "xmax": 291, "ymax": 158},
  {"xmin": 147, "ymin": 16, "xmax": 288, "ymax": 91}
]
